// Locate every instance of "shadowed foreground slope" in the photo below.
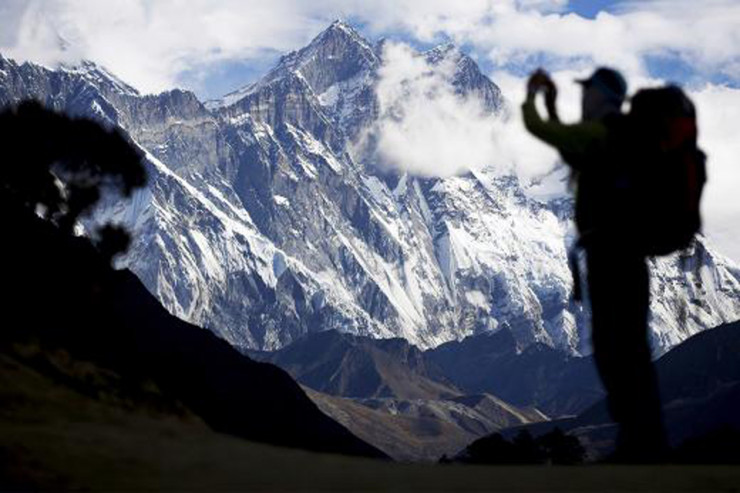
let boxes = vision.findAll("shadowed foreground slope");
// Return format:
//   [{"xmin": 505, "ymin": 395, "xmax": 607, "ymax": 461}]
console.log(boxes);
[
  {"xmin": 0, "ymin": 195, "xmax": 385, "ymax": 467},
  {"xmin": 3, "ymin": 354, "xmax": 739, "ymax": 491}
]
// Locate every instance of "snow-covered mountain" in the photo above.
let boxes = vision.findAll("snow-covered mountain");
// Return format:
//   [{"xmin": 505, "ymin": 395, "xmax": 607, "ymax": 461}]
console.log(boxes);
[{"xmin": 1, "ymin": 20, "xmax": 739, "ymax": 355}]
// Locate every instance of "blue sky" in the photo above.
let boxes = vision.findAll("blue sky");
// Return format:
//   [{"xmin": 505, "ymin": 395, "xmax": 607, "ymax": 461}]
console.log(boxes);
[
  {"xmin": 177, "ymin": 0, "xmax": 737, "ymax": 100},
  {"xmin": 0, "ymin": 1, "xmax": 736, "ymax": 97},
  {"xmin": 568, "ymin": 0, "xmax": 620, "ymax": 19},
  {"xmin": 3, "ymin": 0, "xmax": 738, "ymax": 98}
]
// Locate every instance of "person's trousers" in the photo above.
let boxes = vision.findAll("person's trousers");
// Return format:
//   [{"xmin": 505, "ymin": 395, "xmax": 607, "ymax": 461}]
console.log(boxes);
[{"xmin": 586, "ymin": 245, "xmax": 667, "ymax": 461}]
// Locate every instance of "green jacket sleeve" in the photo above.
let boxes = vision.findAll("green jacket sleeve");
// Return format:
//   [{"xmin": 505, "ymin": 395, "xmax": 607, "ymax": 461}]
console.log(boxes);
[{"xmin": 521, "ymin": 97, "xmax": 608, "ymax": 170}]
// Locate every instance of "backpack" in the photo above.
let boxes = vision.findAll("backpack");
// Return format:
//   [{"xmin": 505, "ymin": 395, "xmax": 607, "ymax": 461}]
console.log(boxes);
[{"xmin": 626, "ymin": 85, "xmax": 707, "ymax": 256}]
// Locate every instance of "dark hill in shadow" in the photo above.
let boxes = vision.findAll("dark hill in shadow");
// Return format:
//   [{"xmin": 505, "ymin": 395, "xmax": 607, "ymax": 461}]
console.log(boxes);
[
  {"xmin": 1, "ymin": 195, "xmax": 386, "ymax": 460},
  {"xmin": 455, "ymin": 321, "xmax": 740, "ymax": 462},
  {"xmin": 425, "ymin": 329, "xmax": 604, "ymax": 417}
]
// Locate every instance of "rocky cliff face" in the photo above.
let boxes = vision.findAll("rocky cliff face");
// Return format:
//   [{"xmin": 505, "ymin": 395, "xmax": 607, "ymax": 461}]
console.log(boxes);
[{"xmin": 1, "ymin": 20, "xmax": 739, "ymax": 354}]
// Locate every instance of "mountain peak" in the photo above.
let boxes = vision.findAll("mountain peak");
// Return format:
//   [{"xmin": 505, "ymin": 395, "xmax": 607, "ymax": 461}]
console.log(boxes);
[
  {"xmin": 328, "ymin": 18, "xmax": 355, "ymax": 32},
  {"xmin": 268, "ymin": 20, "xmax": 377, "ymax": 94},
  {"xmin": 309, "ymin": 19, "xmax": 373, "ymax": 54},
  {"xmin": 207, "ymin": 20, "xmax": 376, "ymax": 109},
  {"xmin": 424, "ymin": 42, "xmax": 459, "ymax": 63}
]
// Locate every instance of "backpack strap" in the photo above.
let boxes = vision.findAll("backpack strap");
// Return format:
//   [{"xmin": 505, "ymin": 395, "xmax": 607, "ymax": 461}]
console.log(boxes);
[
  {"xmin": 568, "ymin": 244, "xmax": 583, "ymax": 302},
  {"xmin": 568, "ymin": 233, "xmax": 592, "ymax": 303}
]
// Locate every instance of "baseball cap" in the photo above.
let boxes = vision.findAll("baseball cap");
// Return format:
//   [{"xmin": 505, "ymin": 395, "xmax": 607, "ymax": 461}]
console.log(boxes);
[{"xmin": 576, "ymin": 67, "xmax": 627, "ymax": 102}]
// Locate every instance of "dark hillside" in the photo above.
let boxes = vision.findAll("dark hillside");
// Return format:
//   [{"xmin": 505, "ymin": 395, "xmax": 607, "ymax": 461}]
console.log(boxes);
[
  {"xmin": 426, "ymin": 330, "xmax": 604, "ymax": 417},
  {"xmin": 455, "ymin": 320, "xmax": 740, "ymax": 462},
  {"xmin": 1, "ymin": 196, "xmax": 386, "ymax": 460}
]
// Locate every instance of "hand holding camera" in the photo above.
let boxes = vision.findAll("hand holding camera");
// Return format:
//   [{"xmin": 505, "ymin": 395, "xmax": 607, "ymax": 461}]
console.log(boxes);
[{"xmin": 527, "ymin": 68, "xmax": 558, "ymax": 119}]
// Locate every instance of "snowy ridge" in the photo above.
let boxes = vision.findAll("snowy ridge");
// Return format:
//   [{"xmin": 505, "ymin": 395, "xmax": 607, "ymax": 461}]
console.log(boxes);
[
  {"xmin": 1, "ymin": 21, "xmax": 739, "ymax": 355},
  {"xmin": 60, "ymin": 60, "xmax": 140, "ymax": 97}
]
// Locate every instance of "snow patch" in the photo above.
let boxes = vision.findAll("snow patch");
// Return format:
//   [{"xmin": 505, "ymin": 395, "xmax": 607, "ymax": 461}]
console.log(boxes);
[{"xmin": 273, "ymin": 195, "xmax": 290, "ymax": 207}]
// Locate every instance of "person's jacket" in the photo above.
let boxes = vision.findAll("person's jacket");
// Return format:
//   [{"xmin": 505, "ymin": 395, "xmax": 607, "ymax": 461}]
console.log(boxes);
[{"xmin": 522, "ymin": 98, "xmax": 633, "ymax": 244}]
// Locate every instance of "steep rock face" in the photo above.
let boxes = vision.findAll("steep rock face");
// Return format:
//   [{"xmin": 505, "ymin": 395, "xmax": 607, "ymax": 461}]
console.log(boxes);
[{"xmin": 1, "ymin": 21, "xmax": 739, "ymax": 354}]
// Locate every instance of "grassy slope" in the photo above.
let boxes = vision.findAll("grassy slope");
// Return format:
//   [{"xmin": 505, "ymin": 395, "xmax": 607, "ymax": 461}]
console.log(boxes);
[{"xmin": 3, "ymin": 344, "xmax": 739, "ymax": 492}]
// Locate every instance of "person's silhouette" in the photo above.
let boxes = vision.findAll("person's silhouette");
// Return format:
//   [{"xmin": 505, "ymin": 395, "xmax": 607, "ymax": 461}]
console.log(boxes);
[{"xmin": 522, "ymin": 67, "xmax": 668, "ymax": 462}]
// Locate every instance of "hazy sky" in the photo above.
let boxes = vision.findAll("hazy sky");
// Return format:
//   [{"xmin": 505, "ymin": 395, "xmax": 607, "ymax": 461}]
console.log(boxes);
[{"xmin": 1, "ymin": 0, "xmax": 739, "ymax": 261}]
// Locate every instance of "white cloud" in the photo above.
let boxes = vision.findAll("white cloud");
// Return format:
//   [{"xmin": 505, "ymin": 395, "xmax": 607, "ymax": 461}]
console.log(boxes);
[
  {"xmin": 362, "ymin": 43, "xmax": 605, "ymax": 181},
  {"xmin": 2, "ymin": 0, "xmax": 340, "ymax": 93},
  {"xmin": 359, "ymin": 42, "xmax": 503, "ymax": 177},
  {"xmin": 353, "ymin": 0, "xmax": 740, "ymax": 85},
  {"xmin": 691, "ymin": 83, "xmax": 740, "ymax": 262},
  {"xmin": 3, "ymin": 1, "xmax": 739, "ymax": 93}
]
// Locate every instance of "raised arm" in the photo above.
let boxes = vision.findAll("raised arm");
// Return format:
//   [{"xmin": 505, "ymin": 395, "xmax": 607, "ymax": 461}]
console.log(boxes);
[{"xmin": 521, "ymin": 71, "xmax": 608, "ymax": 168}]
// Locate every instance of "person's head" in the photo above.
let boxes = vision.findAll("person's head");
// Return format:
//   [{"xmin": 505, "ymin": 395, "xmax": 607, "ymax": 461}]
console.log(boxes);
[{"xmin": 577, "ymin": 68, "xmax": 627, "ymax": 121}]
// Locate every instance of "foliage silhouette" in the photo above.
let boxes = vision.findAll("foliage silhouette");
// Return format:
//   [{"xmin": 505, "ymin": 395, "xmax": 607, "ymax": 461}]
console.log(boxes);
[
  {"xmin": 0, "ymin": 100, "xmax": 146, "ymax": 262},
  {"xmin": 456, "ymin": 428, "xmax": 585, "ymax": 465},
  {"xmin": 537, "ymin": 428, "xmax": 586, "ymax": 465}
]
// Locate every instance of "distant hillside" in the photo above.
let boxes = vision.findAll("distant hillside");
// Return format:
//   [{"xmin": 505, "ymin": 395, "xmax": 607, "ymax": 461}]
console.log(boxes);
[
  {"xmin": 250, "ymin": 330, "xmax": 551, "ymax": 460},
  {"xmin": 254, "ymin": 320, "xmax": 740, "ymax": 462},
  {"xmin": 4, "ymin": 350, "xmax": 739, "ymax": 490},
  {"xmin": 248, "ymin": 330, "xmax": 460, "ymax": 400},
  {"xmin": 307, "ymin": 389, "xmax": 545, "ymax": 461},
  {"xmin": 250, "ymin": 327, "xmax": 603, "ymax": 417}
]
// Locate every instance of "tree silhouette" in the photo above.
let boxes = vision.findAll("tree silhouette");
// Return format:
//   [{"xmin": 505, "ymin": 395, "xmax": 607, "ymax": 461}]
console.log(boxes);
[
  {"xmin": 0, "ymin": 101, "xmax": 146, "ymax": 262},
  {"xmin": 464, "ymin": 433, "xmax": 516, "ymax": 464},
  {"xmin": 455, "ymin": 427, "xmax": 585, "ymax": 465},
  {"xmin": 513, "ymin": 430, "xmax": 546, "ymax": 464},
  {"xmin": 537, "ymin": 428, "xmax": 586, "ymax": 465}
]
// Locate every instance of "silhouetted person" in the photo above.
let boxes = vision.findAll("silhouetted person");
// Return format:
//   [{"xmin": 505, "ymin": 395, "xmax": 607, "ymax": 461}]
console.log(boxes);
[{"xmin": 522, "ymin": 68, "xmax": 668, "ymax": 462}]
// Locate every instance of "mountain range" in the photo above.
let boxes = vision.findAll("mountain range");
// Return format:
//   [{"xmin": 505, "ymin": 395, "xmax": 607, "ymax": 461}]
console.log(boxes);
[
  {"xmin": 2, "ymin": 19, "xmax": 740, "ymax": 489},
  {"xmin": 1, "ymin": 19, "xmax": 739, "ymax": 357}
]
